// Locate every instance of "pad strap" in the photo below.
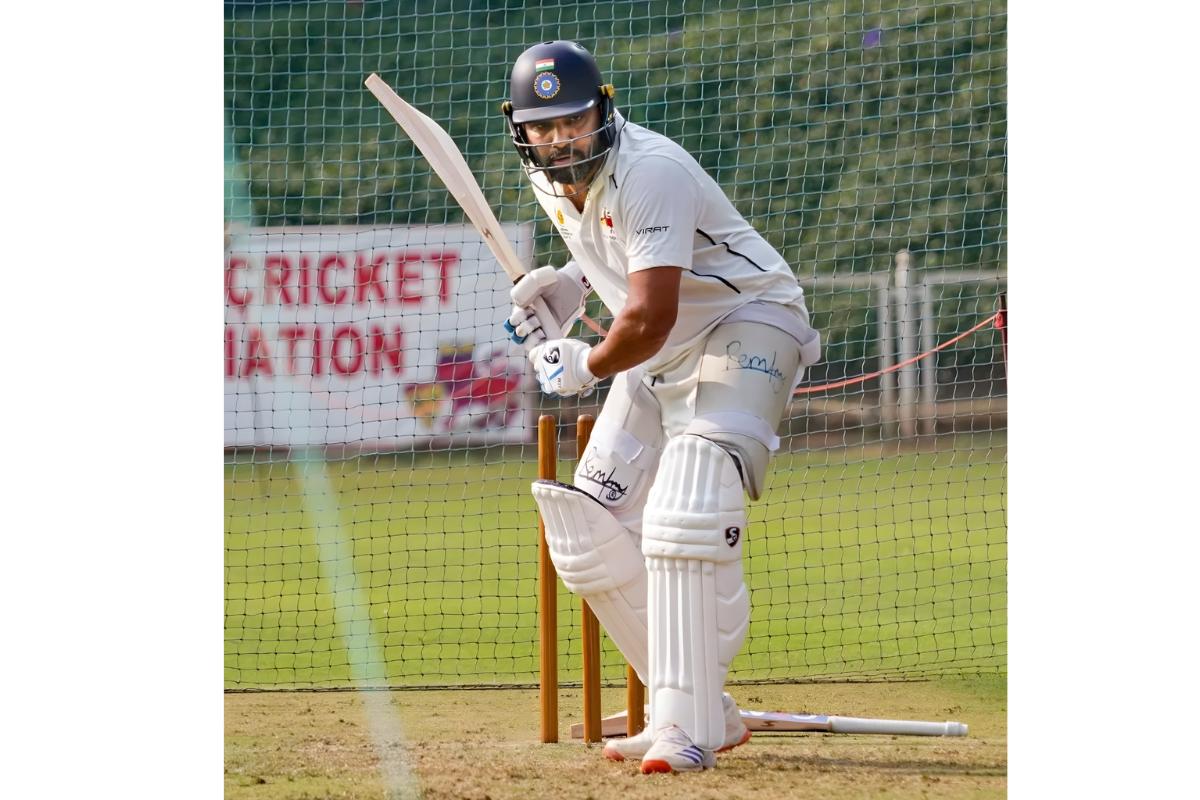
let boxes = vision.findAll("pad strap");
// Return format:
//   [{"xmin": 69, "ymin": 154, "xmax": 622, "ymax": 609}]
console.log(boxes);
[{"xmin": 683, "ymin": 411, "xmax": 780, "ymax": 452}]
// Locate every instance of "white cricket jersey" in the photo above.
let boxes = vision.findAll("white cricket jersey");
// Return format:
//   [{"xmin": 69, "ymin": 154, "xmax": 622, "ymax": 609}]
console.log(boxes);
[{"xmin": 528, "ymin": 112, "xmax": 810, "ymax": 373}]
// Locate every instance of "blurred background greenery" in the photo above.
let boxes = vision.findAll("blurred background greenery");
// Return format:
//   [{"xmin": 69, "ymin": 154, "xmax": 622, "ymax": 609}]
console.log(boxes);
[{"xmin": 225, "ymin": 1, "xmax": 1005, "ymax": 385}]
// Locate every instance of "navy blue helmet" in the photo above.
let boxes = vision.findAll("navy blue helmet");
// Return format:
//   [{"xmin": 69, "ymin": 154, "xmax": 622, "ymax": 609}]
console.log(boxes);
[{"xmin": 502, "ymin": 41, "xmax": 619, "ymax": 189}]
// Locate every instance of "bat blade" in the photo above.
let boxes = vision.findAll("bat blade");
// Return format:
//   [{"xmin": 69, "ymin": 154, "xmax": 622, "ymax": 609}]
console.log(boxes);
[{"xmin": 365, "ymin": 73, "xmax": 526, "ymax": 282}]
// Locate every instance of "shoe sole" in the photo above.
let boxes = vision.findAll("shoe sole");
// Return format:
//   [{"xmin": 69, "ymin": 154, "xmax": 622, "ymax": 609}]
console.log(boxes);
[
  {"xmin": 716, "ymin": 727, "xmax": 752, "ymax": 753},
  {"xmin": 608, "ymin": 727, "xmax": 749, "ymax": 763},
  {"xmin": 640, "ymin": 759, "xmax": 709, "ymax": 774}
]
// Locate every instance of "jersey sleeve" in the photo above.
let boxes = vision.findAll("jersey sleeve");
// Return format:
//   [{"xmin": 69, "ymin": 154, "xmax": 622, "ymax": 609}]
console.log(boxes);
[{"xmin": 618, "ymin": 155, "xmax": 699, "ymax": 272}]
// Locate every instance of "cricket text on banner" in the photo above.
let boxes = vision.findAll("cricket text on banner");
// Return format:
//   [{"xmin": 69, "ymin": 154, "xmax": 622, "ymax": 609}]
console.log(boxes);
[{"xmin": 224, "ymin": 224, "xmax": 536, "ymax": 448}]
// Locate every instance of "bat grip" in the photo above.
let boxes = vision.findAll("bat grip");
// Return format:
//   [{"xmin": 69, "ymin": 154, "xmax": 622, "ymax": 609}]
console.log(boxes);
[
  {"xmin": 530, "ymin": 297, "xmax": 557, "ymax": 342},
  {"xmin": 512, "ymin": 279, "xmax": 608, "ymax": 340}
]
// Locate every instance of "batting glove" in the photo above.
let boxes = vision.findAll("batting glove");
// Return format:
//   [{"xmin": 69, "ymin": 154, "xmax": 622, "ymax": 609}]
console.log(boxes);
[
  {"xmin": 503, "ymin": 262, "xmax": 590, "ymax": 351},
  {"xmin": 529, "ymin": 338, "xmax": 596, "ymax": 398}
]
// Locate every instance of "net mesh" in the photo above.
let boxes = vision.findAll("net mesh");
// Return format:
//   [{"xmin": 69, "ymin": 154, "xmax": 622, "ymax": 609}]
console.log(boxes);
[{"xmin": 225, "ymin": 0, "xmax": 1006, "ymax": 689}]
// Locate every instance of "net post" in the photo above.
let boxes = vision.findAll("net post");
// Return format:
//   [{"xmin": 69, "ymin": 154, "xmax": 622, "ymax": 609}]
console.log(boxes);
[
  {"xmin": 877, "ymin": 280, "xmax": 896, "ymax": 437},
  {"xmin": 575, "ymin": 414, "xmax": 602, "ymax": 743},
  {"xmin": 537, "ymin": 414, "xmax": 559, "ymax": 743},
  {"xmin": 919, "ymin": 281, "xmax": 938, "ymax": 435},
  {"xmin": 895, "ymin": 249, "xmax": 918, "ymax": 439}
]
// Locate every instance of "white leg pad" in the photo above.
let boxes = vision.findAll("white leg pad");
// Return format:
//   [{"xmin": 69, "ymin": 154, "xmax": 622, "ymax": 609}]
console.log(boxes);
[
  {"xmin": 642, "ymin": 434, "xmax": 750, "ymax": 750},
  {"xmin": 531, "ymin": 479, "xmax": 649, "ymax": 683}
]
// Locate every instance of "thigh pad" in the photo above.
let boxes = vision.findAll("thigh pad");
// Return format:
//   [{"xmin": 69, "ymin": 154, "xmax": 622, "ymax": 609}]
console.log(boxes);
[
  {"xmin": 690, "ymin": 321, "xmax": 804, "ymax": 499},
  {"xmin": 573, "ymin": 368, "xmax": 664, "ymax": 523}
]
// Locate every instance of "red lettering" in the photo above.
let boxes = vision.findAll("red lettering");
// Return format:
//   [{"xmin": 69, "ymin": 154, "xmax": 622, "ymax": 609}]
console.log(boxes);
[
  {"xmin": 331, "ymin": 325, "xmax": 363, "ymax": 375},
  {"xmin": 368, "ymin": 325, "xmax": 404, "ymax": 375},
  {"xmin": 395, "ymin": 252, "xmax": 423, "ymax": 304},
  {"xmin": 318, "ymin": 255, "xmax": 349, "ymax": 305},
  {"xmin": 355, "ymin": 252, "xmax": 388, "ymax": 305},
  {"xmin": 312, "ymin": 326, "xmax": 324, "ymax": 375},
  {"xmin": 429, "ymin": 251, "xmax": 459, "ymax": 304},
  {"xmin": 264, "ymin": 255, "xmax": 294, "ymax": 305},
  {"xmin": 298, "ymin": 254, "xmax": 313, "ymax": 306},
  {"xmin": 240, "ymin": 327, "xmax": 273, "ymax": 378},
  {"xmin": 225, "ymin": 326, "xmax": 236, "ymax": 377},
  {"xmin": 277, "ymin": 325, "xmax": 308, "ymax": 374},
  {"xmin": 225, "ymin": 257, "xmax": 250, "ymax": 307}
]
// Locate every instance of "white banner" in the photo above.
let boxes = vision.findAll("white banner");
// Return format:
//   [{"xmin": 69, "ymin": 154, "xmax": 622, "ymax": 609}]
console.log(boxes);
[{"xmin": 224, "ymin": 224, "xmax": 535, "ymax": 449}]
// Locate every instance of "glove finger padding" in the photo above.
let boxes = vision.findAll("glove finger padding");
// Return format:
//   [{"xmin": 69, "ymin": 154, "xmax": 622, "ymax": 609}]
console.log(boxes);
[
  {"xmin": 515, "ymin": 312, "xmax": 543, "ymax": 341},
  {"xmin": 507, "ymin": 305, "xmax": 531, "ymax": 328},
  {"xmin": 509, "ymin": 261, "xmax": 590, "ymax": 340}
]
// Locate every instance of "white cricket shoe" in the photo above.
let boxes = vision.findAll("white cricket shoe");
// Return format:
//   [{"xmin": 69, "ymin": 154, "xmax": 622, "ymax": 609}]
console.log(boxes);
[
  {"xmin": 605, "ymin": 693, "xmax": 751, "ymax": 763},
  {"xmin": 639, "ymin": 725, "xmax": 716, "ymax": 774},
  {"xmin": 602, "ymin": 725, "xmax": 653, "ymax": 762}
]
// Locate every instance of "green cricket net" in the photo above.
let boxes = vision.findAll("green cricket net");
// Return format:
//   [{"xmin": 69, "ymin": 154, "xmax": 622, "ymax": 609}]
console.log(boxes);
[{"xmin": 224, "ymin": 0, "xmax": 1006, "ymax": 690}]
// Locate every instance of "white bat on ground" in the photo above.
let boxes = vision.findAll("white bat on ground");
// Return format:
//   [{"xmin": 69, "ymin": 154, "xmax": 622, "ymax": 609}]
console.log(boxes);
[
  {"xmin": 570, "ymin": 708, "xmax": 968, "ymax": 739},
  {"xmin": 364, "ymin": 73, "xmax": 602, "ymax": 338}
]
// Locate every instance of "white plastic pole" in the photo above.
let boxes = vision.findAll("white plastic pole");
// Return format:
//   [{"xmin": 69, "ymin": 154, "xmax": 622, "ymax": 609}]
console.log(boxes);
[
  {"xmin": 828, "ymin": 715, "xmax": 968, "ymax": 737},
  {"xmin": 877, "ymin": 283, "xmax": 896, "ymax": 436},
  {"xmin": 575, "ymin": 709, "xmax": 970, "ymax": 738},
  {"xmin": 895, "ymin": 250, "xmax": 917, "ymax": 438},
  {"xmin": 920, "ymin": 282, "xmax": 937, "ymax": 434},
  {"xmin": 737, "ymin": 709, "xmax": 968, "ymax": 736}
]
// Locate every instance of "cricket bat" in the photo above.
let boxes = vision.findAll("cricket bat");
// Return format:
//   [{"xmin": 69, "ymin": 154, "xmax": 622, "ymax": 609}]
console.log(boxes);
[
  {"xmin": 365, "ymin": 73, "xmax": 590, "ymax": 338},
  {"xmin": 365, "ymin": 73, "xmax": 527, "ymax": 283}
]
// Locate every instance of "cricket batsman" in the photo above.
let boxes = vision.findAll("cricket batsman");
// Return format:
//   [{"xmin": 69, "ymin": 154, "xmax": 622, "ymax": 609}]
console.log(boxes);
[{"xmin": 502, "ymin": 41, "xmax": 822, "ymax": 773}]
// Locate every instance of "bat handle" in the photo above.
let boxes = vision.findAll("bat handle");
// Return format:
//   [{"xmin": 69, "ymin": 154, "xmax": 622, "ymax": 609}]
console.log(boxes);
[
  {"xmin": 529, "ymin": 297, "xmax": 558, "ymax": 344},
  {"xmin": 512, "ymin": 275, "xmax": 607, "ymax": 340}
]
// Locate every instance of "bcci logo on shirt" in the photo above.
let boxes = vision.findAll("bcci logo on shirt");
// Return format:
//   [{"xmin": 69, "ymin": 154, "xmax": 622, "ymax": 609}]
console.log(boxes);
[{"xmin": 602, "ymin": 208, "xmax": 616, "ymax": 238}]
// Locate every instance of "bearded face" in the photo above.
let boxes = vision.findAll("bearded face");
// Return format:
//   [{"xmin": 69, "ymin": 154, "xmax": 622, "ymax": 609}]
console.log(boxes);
[
  {"xmin": 522, "ymin": 106, "xmax": 606, "ymax": 187},
  {"xmin": 536, "ymin": 135, "xmax": 600, "ymax": 185}
]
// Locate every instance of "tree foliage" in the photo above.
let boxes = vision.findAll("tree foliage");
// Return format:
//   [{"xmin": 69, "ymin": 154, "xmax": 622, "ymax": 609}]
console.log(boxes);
[{"xmin": 226, "ymin": 0, "xmax": 1005, "ymax": 274}]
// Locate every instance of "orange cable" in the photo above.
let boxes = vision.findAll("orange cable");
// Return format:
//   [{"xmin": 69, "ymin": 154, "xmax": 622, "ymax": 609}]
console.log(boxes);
[
  {"xmin": 578, "ymin": 309, "xmax": 1002, "ymax": 397},
  {"xmin": 579, "ymin": 313, "xmax": 608, "ymax": 337},
  {"xmin": 793, "ymin": 312, "xmax": 1002, "ymax": 395}
]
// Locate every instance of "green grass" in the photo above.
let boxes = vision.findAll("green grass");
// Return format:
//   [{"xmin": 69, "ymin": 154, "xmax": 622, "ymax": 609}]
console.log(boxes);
[{"xmin": 225, "ymin": 434, "xmax": 1006, "ymax": 688}]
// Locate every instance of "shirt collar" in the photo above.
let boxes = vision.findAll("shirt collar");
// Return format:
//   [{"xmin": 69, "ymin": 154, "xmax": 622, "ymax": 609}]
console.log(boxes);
[{"xmin": 589, "ymin": 110, "xmax": 626, "ymax": 192}]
